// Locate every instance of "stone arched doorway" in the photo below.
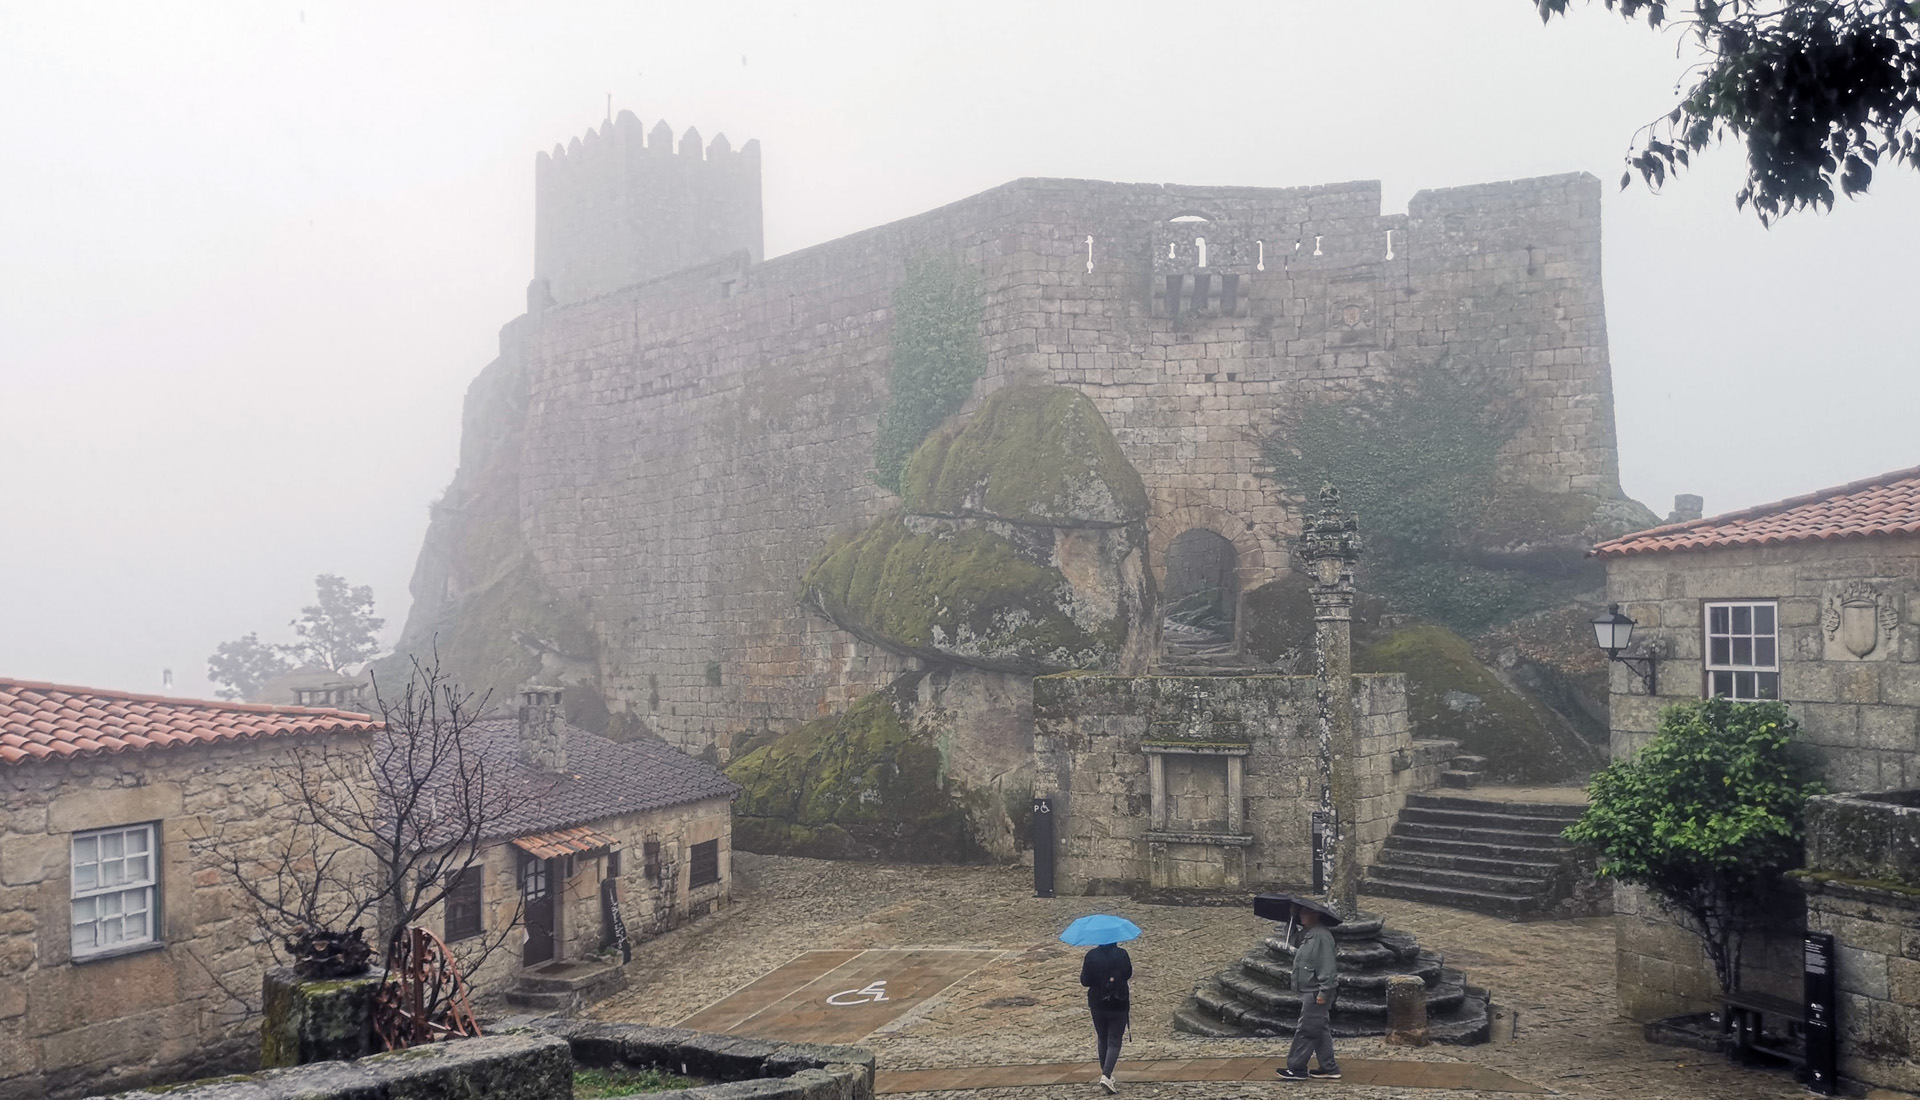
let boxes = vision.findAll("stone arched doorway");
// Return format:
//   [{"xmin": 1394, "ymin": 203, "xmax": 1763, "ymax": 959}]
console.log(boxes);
[{"xmin": 1162, "ymin": 528, "xmax": 1238, "ymax": 647}]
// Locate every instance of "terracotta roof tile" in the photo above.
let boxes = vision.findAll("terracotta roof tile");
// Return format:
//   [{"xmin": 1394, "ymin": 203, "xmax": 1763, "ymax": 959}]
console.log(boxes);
[
  {"xmin": 455, "ymin": 716, "xmax": 739, "ymax": 838},
  {"xmin": 1592, "ymin": 465, "xmax": 1920, "ymax": 558},
  {"xmin": 0, "ymin": 679, "xmax": 383, "ymax": 765}
]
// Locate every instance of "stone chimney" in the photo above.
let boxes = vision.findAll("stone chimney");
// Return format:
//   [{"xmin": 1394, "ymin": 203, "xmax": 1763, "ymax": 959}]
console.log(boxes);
[
  {"xmin": 1667, "ymin": 494, "xmax": 1704, "ymax": 524},
  {"xmin": 517, "ymin": 686, "xmax": 567, "ymax": 773}
]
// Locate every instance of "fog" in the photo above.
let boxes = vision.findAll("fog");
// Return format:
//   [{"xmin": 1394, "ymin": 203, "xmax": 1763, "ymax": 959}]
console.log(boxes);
[{"xmin": 4, "ymin": 1, "xmax": 1917, "ymax": 695}]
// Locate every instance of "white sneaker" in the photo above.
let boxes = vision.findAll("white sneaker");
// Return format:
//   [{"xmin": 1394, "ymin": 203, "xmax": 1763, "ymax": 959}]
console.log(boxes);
[{"xmin": 1100, "ymin": 1075, "xmax": 1117, "ymax": 1094}]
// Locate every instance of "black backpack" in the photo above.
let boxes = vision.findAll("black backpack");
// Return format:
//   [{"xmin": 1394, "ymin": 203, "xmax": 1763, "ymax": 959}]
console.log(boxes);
[{"xmin": 1096, "ymin": 965, "xmax": 1128, "ymax": 1009}]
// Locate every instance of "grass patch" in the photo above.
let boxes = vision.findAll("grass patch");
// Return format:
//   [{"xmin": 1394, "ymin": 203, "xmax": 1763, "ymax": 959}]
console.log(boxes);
[{"xmin": 574, "ymin": 1065, "xmax": 701, "ymax": 1097}]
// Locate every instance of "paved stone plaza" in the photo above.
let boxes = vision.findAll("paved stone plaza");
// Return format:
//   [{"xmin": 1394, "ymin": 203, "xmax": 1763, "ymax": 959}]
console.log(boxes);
[{"xmin": 590, "ymin": 853, "xmax": 1823, "ymax": 1099}]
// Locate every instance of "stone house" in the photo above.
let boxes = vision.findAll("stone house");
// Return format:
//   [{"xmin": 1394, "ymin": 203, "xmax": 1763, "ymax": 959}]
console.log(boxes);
[
  {"xmin": 413, "ymin": 688, "xmax": 738, "ymax": 1008},
  {"xmin": 0, "ymin": 678, "xmax": 381, "ymax": 1100},
  {"xmin": 1593, "ymin": 468, "xmax": 1920, "ymax": 1090}
]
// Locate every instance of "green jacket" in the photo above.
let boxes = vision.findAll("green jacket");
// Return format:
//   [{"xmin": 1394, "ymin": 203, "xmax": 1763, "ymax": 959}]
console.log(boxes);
[{"xmin": 1292, "ymin": 925, "xmax": 1338, "ymax": 995}]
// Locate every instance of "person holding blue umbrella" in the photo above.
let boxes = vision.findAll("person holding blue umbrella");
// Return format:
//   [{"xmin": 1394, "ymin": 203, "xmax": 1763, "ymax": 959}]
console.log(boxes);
[{"xmin": 1062, "ymin": 914, "xmax": 1140, "ymax": 1093}]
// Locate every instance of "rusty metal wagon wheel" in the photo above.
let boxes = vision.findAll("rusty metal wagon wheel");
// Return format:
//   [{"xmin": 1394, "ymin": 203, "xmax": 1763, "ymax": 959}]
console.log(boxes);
[{"xmin": 373, "ymin": 925, "xmax": 482, "ymax": 1051}]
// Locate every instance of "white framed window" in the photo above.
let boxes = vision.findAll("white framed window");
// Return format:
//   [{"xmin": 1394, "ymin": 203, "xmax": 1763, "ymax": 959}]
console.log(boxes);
[
  {"xmin": 71, "ymin": 823, "xmax": 158, "ymax": 958},
  {"xmin": 1704, "ymin": 601, "xmax": 1780, "ymax": 701}
]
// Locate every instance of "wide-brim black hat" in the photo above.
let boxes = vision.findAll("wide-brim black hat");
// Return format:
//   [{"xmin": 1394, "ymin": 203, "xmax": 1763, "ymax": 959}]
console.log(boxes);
[{"xmin": 1252, "ymin": 893, "xmax": 1344, "ymax": 927}]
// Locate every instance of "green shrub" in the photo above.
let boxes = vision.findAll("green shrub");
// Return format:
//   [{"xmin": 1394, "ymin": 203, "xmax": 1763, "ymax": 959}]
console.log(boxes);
[
  {"xmin": 872, "ymin": 254, "xmax": 985, "ymax": 493},
  {"xmin": 1565, "ymin": 697, "xmax": 1825, "ymax": 994}
]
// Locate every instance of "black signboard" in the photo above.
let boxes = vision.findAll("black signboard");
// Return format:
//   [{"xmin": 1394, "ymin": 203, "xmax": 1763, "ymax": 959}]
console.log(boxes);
[
  {"xmin": 1802, "ymin": 932, "xmax": 1838, "ymax": 1094},
  {"xmin": 1032, "ymin": 796, "xmax": 1055, "ymax": 898}
]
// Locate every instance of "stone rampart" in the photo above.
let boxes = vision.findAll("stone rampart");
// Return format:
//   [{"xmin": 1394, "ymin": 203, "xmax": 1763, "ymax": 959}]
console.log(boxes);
[{"xmin": 402, "ymin": 162, "xmax": 1623, "ymax": 762}]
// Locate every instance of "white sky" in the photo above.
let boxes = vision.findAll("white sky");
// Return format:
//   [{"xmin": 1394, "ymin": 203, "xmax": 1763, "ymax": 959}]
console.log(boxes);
[{"xmin": 4, "ymin": 1, "xmax": 1917, "ymax": 696}]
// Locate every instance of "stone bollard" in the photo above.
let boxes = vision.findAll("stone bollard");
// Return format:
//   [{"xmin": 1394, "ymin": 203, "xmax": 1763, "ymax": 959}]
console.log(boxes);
[
  {"xmin": 1384, "ymin": 975, "xmax": 1430, "ymax": 1047},
  {"xmin": 260, "ymin": 966, "xmax": 386, "ymax": 1068}
]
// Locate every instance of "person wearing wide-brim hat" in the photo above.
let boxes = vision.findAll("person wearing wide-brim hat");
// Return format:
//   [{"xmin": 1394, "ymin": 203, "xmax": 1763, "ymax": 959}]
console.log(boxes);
[
  {"xmin": 1256, "ymin": 896, "xmax": 1343, "ymax": 1082},
  {"xmin": 1062, "ymin": 914, "xmax": 1139, "ymax": 1094}
]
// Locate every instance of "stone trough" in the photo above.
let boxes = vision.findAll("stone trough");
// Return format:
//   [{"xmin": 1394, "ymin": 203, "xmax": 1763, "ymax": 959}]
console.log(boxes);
[{"xmin": 1174, "ymin": 911, "xmax": 1492, "ymax": 1043}]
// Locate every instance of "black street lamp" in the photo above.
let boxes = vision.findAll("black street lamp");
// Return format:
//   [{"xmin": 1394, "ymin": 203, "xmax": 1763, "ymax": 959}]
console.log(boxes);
[{"xmin": 1591, "ymin": 603, "xmax": 1657, "ymax": 695}]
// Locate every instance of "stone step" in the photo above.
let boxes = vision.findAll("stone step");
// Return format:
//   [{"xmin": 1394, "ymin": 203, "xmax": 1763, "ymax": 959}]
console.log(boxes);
[
  {"xmin": 503, "ymin": 989, "xmax": 575, "ymax": 1012},
  {"xmin": 1393, "ymin": 821, "xmax": 1571, "ymax": 849},
  {"xmin": 511, "ymin": 961, "xmax": 627, "ymax": 995},
  {"xmin": 1449, "ymin": 754, "xmax": 1488, "ymax": 770},
  {"xmin": 1360, "ymin": 877, "xmax": 1544, "ymax": 918},
  {"xmin": 1372, "ymin": 846, "xmax": 1563, "ymax": 879},
  {"xmin": 1440, "ymin": 770, "xmax": 1480, "ymax": 788},
  {"xmin": 1239, "ymin": 950, "xmax": 1444, "ymax": 992},
  {"xmin": 1398, "ymin": 806, "xmax": 1578, "ymax": 835},
  {"xmin": 1365, "ymin": 862, "xmax": 1551, "ymax": 894},
  {"xmin": 1261, "ymin": 931, "xmax": 1420, "ymax": 969},
  {"xmin": 1382, "ymin": 834, "xmax": 1577, "ymax": 864},
  {"xmin": 1407, "ymin": 792, "xmax": 1587, "ymax": 820},
  {"xmin": 1217, "ymin": 967, "xmax": 1469, "ymax": 1020},
  {"xmin": 1170, "ymin": 996, "xmax": 1492, "ymax": 1045}
]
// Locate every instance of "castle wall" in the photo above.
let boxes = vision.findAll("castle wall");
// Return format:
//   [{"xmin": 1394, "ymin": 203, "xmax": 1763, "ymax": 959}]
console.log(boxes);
[
  {"xmin": 411, "ymin": 164, "xmax": 1622, "ymax": 759},
  {"xmin": 535, "ymin": 112, "xmax": 763, "ymax": 305}
]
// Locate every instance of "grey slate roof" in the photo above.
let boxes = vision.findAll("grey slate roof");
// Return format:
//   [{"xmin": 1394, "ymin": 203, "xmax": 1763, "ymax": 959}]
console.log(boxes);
[{"xmin": 449, "ymin": 716, "xmax": 738, "ymax": 840}]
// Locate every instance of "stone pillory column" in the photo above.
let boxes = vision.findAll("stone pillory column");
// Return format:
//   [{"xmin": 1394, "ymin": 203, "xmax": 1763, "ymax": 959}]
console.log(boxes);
[{"xmin": 1301, "ymin": 484, "xmax": 1362, "ymax": 917}]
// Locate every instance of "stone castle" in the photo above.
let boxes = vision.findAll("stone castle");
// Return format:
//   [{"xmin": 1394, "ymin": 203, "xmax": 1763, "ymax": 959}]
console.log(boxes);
[{"xmin": 397, "ymin": 112, "xmax": 1627, "ymax": 784}]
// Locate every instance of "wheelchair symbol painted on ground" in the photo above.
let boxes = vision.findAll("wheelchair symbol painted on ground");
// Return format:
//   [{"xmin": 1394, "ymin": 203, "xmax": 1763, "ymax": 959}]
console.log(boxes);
[{"xmin": 825, "ymin": 980, "xmax": 890, "ymax": 1006}]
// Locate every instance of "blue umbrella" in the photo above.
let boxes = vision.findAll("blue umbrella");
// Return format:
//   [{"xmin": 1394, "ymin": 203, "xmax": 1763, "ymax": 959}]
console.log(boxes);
[{"xmin": 1060, "ymin": 914, "xmax": 1141, "ymax": 946}]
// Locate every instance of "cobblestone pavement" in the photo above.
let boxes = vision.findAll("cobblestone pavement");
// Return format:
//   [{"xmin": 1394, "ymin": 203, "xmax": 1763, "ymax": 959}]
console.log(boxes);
[{"xmin": 590, "ymin": 854, "xmax": 1814, "ymax": 1099}]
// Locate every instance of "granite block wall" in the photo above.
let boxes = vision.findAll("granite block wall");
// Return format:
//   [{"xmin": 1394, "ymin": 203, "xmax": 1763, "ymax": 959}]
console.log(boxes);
[
  {"xmin": 1031, "ymin": 672, "xmax": 1417, "ymax": 895},
  {"xmin": 1604, "ymin": 537, "xmax": 1920, "ymax": 1021},
  {"xmin": 0, "ymin": 734, "xmax": 375, "ymax": 1100},
  {"xmin": 402, "ymin": 153, "xmax": 1625, "ymax": 766}
]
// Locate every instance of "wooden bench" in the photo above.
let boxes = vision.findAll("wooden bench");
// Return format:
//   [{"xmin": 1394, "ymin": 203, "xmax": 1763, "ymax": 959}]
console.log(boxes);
[{"xmin": 1724, "ymin": 989, "xmax": 1806, "ymax": 1067}]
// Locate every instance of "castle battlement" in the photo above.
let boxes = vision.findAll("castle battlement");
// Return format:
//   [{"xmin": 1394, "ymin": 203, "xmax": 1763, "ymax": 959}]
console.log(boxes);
[{"xmin": 533, "ymin": 110, "xmax": 762, "ymax": 305}]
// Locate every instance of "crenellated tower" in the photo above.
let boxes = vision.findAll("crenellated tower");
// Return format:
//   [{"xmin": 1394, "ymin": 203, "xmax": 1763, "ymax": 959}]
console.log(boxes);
[{"xmin": 533, "ymin": 110, "xmax": 762, "ymax": 305}]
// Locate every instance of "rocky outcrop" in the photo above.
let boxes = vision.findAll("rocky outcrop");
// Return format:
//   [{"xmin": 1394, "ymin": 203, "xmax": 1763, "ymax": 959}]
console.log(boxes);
[
  {"xmin": 803, "ymin": 385, "xmax": 1156, "ymax": 676},
  {"xmin": 746, "ymin": 385, "xmax": 1155, "ymax": 861},
  {"xmin": 1240, "ymin": 573, "xmax": 1602, "ymax": 784},
  {"xmin": 727, "ymin": 673, "xmax": 988, "ymax": 862}
]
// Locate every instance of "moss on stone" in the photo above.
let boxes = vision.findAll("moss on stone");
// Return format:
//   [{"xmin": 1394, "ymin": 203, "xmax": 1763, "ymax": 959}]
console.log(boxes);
[
  {"xmin": 801, "ymin": 513, "xmax": 1123, "ymax": 674},
  {"xmin": 902, "ymin": 385, "xmax": 1148, "ymax": 527},
  {"xmin": 725, "ymin": 682, "xmax": 984, "ymax": 862},
  {"xmin": 1788, "ymin": 870, "xmax": 1920, "ymax": 898},
  {"xmin": 1356, "ymin": 623, "xmax": 1602, "ymax": 783}
]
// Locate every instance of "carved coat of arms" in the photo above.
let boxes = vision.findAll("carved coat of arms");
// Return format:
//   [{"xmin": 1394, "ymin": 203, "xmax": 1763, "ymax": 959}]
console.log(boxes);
[{"xmin": 1823, "ymin": 580, "xmax": 1899, "ymax": 659}]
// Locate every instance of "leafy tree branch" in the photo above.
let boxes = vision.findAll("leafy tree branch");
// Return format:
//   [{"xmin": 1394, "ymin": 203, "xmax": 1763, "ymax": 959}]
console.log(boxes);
[{"xmin": 1536, "ymin": 1, "xmax": 1920, "ymax": 221}]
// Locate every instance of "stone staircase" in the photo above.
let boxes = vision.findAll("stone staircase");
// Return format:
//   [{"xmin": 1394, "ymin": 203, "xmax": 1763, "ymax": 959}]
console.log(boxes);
[
  {"xmin": 504, "ymin": 958, "xmax": 628, "ymax": 1013},
  {"xmin": 1157, "ymin": 622, "xmax": 1271, "ymax": 677},
  {"xmin": 1174, "ymin": 911, "xmax": 1491, "ymax": 1043},
  {"xmin": 1440, "ymin": 753, "xmax": 1487, "ymax": 789},
  {"xmin": 1363, "ymin": 792, "xmax": 1596, "ymax": 920}
]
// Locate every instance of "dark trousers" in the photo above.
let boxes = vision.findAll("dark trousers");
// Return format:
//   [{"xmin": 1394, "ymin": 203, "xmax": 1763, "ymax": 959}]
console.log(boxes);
[
  {"xmin": 1288, "ymin": 992, "xmax": 1337, "ymax": 1073},
  {"xmin": 1090, "ymin": 1006, "xmax": 1128, "ymax": 1076}
]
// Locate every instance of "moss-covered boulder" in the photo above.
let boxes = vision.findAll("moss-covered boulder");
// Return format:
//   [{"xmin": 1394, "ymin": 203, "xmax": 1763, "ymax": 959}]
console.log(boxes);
[
  {"xmin": 805, "ymin": 384, "xmax": 1156, "ymax": 675},
  {"xmin": 1356, "ymin": 624, "xmax": 1603, "ymax": 783},
  {"xmin": 803, "ymin": 514, "xmax": 1135, "ymax": 674},
  {"xmin": 726, "ymin": 678, "xmax": 984, "ymax": 861},
  {"xmin": 902, "ymin": 385, "xmax": 1149, "ymax": 527}
]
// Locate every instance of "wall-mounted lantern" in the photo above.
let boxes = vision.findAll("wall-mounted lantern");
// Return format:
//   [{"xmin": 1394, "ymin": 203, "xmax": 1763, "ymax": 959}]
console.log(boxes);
[{"xmin": 1591, "ymin": 603, "xmax": 1657, "ymax": 694}]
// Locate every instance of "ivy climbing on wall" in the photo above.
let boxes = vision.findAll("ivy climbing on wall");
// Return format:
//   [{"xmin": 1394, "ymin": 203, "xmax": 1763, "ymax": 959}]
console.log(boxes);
[
  {"xmin": 872, "ymin": 254, "xmax": 986, "ymax": 493},
  {"xmin": 1261, "ymin": 358, "xmax": 1550, "ymax": 633}
]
